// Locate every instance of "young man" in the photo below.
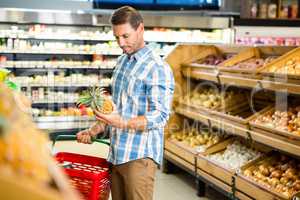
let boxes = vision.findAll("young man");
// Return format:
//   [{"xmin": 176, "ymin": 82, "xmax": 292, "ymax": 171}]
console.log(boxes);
[{"xmin": 77, "ymin": 6, "xmax": 175, "ymax": 200}]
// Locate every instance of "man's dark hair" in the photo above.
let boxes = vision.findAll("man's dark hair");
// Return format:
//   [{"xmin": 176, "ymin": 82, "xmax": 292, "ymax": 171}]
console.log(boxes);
[{"xmin": 110, "ymin": 6, "xmax": 143, "ymax": 30}]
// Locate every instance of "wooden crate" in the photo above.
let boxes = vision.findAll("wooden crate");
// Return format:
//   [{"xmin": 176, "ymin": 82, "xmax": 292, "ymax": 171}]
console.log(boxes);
[
  {"xmin": 175, "ymin": 103, "xmax": 211, "ymax": 126},
  {"xmin": 182, "ymin": 45, "xmax": 250, "ymax": 74},
  {"xmin": 164, "ymin": 139, "xmax": 196, "ymax": 172},
  {"xmin": 197, "ymin": 169, "xmax": 254, "ymax": 200},
  {"xmin": 219, "ymin": 46, "xmax": 294, "ymax": 78},
  {"xmin": 178, "ymin": 88, "xmax": 249, "ymax": 121},
  {"xmin": 196, "ymin": 138, "xmax": 237, "ymax": 185},
  {"xmin": 197, "ymin": 138, "xmax": 270, "ymax": 186},
  {"xmin": 211, "ymin": 100, "xmax": 273, "ymax": 129},
  {"xmin": 249, "ymin": 107, "xmax": 300, "ymax": 141},
  {"xmin": 259, "ymin": 46, "xmax": 300, "ymax": 82},
  {"xmin": 236, "ymin": 153, "xmax": 300, "ymax": 200}
]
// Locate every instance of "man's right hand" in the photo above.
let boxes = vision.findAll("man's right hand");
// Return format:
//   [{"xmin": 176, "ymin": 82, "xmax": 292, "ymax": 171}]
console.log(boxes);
[{"xmin": 76, "ymin": 129, "xmax": 93, "ymax": 144}]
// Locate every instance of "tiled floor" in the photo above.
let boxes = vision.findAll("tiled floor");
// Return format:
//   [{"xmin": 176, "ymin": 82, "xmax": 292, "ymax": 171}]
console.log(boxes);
[
  {"xmin": 53, "ymin": 141, "xmax": 211, "ymax": 200},
  {"xmin": 154, "ymin": 169, "xmax": 209, "ymax": 200}
]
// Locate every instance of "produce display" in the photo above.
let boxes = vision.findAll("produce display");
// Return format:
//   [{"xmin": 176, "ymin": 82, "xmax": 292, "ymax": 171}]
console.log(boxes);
[
  {"xmin": 77, "ymin": 87, "xmax": 113, "ymax": 114},
  {"xmin": 195, "ymin": 54, "xmax": 233, "ymax": 66},
  {"xmin": 206, "ymin": 140, "xmax": 263, "ymax": 170},
  {"xmin": 170, "ymin": 128, "xmax": 226, "ymax": 152},
  {"xmin": 0, "ymin": 24, "xmax": 226, "ymax": 44},
  {"xmin": 229, "ymin": 57, "xmax": 277, "ymax": 70},
  {"xmin": 0, "ymin": 82, "xmax": 51, "ymax": 184},
  {"xmin": 31, "ymin": 107, "xmax": 94, "ymax": 117},
  {"xmin": 267, "ymin": 56, "xmax": 300, "ymax": 75},
  {"xmin": 10, "ymin": 73, "xmax": 111, "ymax": 86},
  {"xmin": 1, "ymin": 59, "xmax": 117, "ymax": 69},
  {"xmin": 243, "ymin": 154, "xmax": 300, "ymax": 198},
  {"xmin": 0, "ymin": 39, "xmax": 122, "ymax": 53},
  {"xmin": 29, "ymin": 90, "xmax": 79, "ymax": 103},
  {"xmin": 181, "ymin": 87, "xmax": 247, "ymax": 110},
  {"xmin": 252, "ymin": 106, "xmax": 300, "ymax": 136}
]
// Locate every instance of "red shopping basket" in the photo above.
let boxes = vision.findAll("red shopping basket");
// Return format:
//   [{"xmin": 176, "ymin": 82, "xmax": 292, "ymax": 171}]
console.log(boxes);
[{"xmin": 53, "ymin": 135, "xmax": 111, "ymax": 200}]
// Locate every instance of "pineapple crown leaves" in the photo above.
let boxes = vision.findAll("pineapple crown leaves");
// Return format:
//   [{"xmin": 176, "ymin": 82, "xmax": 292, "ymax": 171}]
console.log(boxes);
[{"xmin": 76, "ymin": 86, "xmax": 107, "ymax": 109}]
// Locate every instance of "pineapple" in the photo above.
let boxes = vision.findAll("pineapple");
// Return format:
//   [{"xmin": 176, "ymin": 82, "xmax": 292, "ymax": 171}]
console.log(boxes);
[{"xmin": 77, "ymin": 87, "xmax": 113, "ymax": 114}]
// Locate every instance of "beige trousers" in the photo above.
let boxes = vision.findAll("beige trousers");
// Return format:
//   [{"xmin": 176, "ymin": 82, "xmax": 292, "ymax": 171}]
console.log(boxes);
[{"xmin": 111, "ymin": 158, "xmax": 157, "ymax": 200}]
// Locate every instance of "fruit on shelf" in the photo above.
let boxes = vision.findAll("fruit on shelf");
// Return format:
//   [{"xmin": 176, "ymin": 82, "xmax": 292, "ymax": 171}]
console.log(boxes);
[
  {"xmin": 243, "ymin": 154, "xmax": 300, "ymax": 198},
  {"xmin": 169, "ymin": 128, "xmax": 226, "ymax": 152},
  {"xmin": 267, "ymin": 56, "xmax": 300, "ymax": 75},
  {"xmin": 31, "ymin": 106, "xmax": 94, "ymax": 117},
  {"xmin": 181, "ymin": 87, "xmax": 247, "ymax": 110},
  {"xmin": 0, "ymin": 68, "xmax": 10, "ymax": 82},
  {"xmin": 252, "ymin": 106, "xmax": 300, "ymax": 135},
  {"xmin": 195, "ymin": 54, "xmax": 233, "ymax": 66},
  {"xmin": 0, "ymin": 82, "xmax": 51, "ymax": 184},
  {"xmin": 206, "ymin": 140, "xmax": 263, "ymax": 170},
  {"xmin": 77, "ymin": 87, "xmax": 113, "ymax": 114},
  {"xmin": 229, "ymin": 57, "xmax": 277, "ymax": 70}
]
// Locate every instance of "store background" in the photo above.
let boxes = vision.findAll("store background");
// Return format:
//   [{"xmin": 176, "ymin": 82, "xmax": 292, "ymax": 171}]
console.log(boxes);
[{"xmin": 1, "ymin": 0, "xmax": 300, "ymax": 200}]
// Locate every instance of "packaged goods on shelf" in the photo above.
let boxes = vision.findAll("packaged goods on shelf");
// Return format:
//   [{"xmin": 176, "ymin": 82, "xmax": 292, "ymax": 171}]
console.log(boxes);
[
  {"xmin": 0, "ymin": 25, "xmax": 227, "ymax": 44},
  {"xmin": 241, "ymin": 153, "xmax": 300, "ymax": 198},
  {"xmin": 0, "ymin": 59, "xmax": 117, "ymax": 69},
  {"xmin": 0, "ymin": 40, "xmax": 123, "ymax": 55},
  {"xmin": 9, "ymin": 74, "xmax": 112, "ymax": 87},
  {"xmin": 235, "ymin": 36, "xmax": 300, "ymax": 46},
  {"xmin": 206, "ymin": 140, "xmax": 263, "ymax": 170},
  {"xmin": 0, "ymin": 39, "xmax": 172, "ymax": 56}
]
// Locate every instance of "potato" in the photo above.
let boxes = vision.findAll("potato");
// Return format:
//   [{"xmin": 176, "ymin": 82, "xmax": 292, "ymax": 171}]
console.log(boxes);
[
  {"xmin": 244, "ymin": 169, "xmax": 252, "ymax": 177},
  {"xmin": 270, "ymin": 178, "xmax": 280, "ymax": 187},
  {"xmin": 280, "ymin": 177, "xmax": 289, "ymax": 185},
  {"xmin": 271, "ymin": 170, "xmax": 282, "ymax": 179},
  {"xmin": 293, "ymin": 182, "xmax": 300, "ymax": 190}
]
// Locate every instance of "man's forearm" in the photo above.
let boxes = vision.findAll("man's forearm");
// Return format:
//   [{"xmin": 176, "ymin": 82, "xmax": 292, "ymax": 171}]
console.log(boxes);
[
  {"xmin": 89, "ymin": 121, "xmax": 106, "ymax": 136},
  {"xmin": 125, "ymin": 116, "xmax": 147, "ymax": 131}
]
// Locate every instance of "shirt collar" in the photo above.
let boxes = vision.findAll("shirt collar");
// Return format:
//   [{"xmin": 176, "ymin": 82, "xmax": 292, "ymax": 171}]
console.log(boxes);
[{"xmin": 128, "ymin": 45, "xmax": 150, "ymax": 61}]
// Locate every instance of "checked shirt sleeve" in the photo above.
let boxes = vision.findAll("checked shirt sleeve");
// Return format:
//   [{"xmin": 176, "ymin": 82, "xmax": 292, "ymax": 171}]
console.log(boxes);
[{"xmin": 145, "ymin": 64, "xmax": 175, "ymax": 130}]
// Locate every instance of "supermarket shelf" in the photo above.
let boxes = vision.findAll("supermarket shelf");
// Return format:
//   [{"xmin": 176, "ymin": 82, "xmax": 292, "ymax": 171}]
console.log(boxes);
[
  {"xmin": 234, "ymin": 18, "xmax": 300, "ymax": 27},
  {"xmin": 0, "ymin": 34, "xmax": 223, "ymax": 44},
  {"xmin": 31, "ymin": 100, "xmax": 76, "ymax": 104},
  {"xmin": 36, "ymin": 121, "xmax": 95, "ymax": 131},
  {"xmin": 0, "ymin": 35, "xmax": 115, "ymax": 42},
  {"xmin": 19, "ymin": 83, "xmax": 110, "ymax": 88},
  {"xmin": 0, "ymin": 49, "xmax": 167, "ymax": 56},
  {"xmin": 33, "ymin": 116, "xmax": 95, "ymax": 122},
  {"xmin": 181, "ymin": 65, "xmax": 300, "ymax": 95},
  {"xmin": 4, "ymin": 66, "xmax": 115, "ymax": 70},
  {"xmin": 0, "ymin": 49, "xmax": 122, "ymax": 56},
  {"xmin": 175, "ymin": 103, "xmax": 300, "ymax": 157}
]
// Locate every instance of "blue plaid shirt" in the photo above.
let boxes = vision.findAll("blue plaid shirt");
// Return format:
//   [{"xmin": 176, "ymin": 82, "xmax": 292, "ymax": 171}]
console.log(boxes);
[{"xmin": 108, "ymin": 46, "xmax": 175, "ymax": 165}]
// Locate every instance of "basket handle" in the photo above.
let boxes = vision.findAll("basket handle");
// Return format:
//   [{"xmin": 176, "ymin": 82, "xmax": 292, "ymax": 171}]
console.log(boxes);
[{"xmin": 52, "ymin": 135, "xmax": 110, "ymax": 147}]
